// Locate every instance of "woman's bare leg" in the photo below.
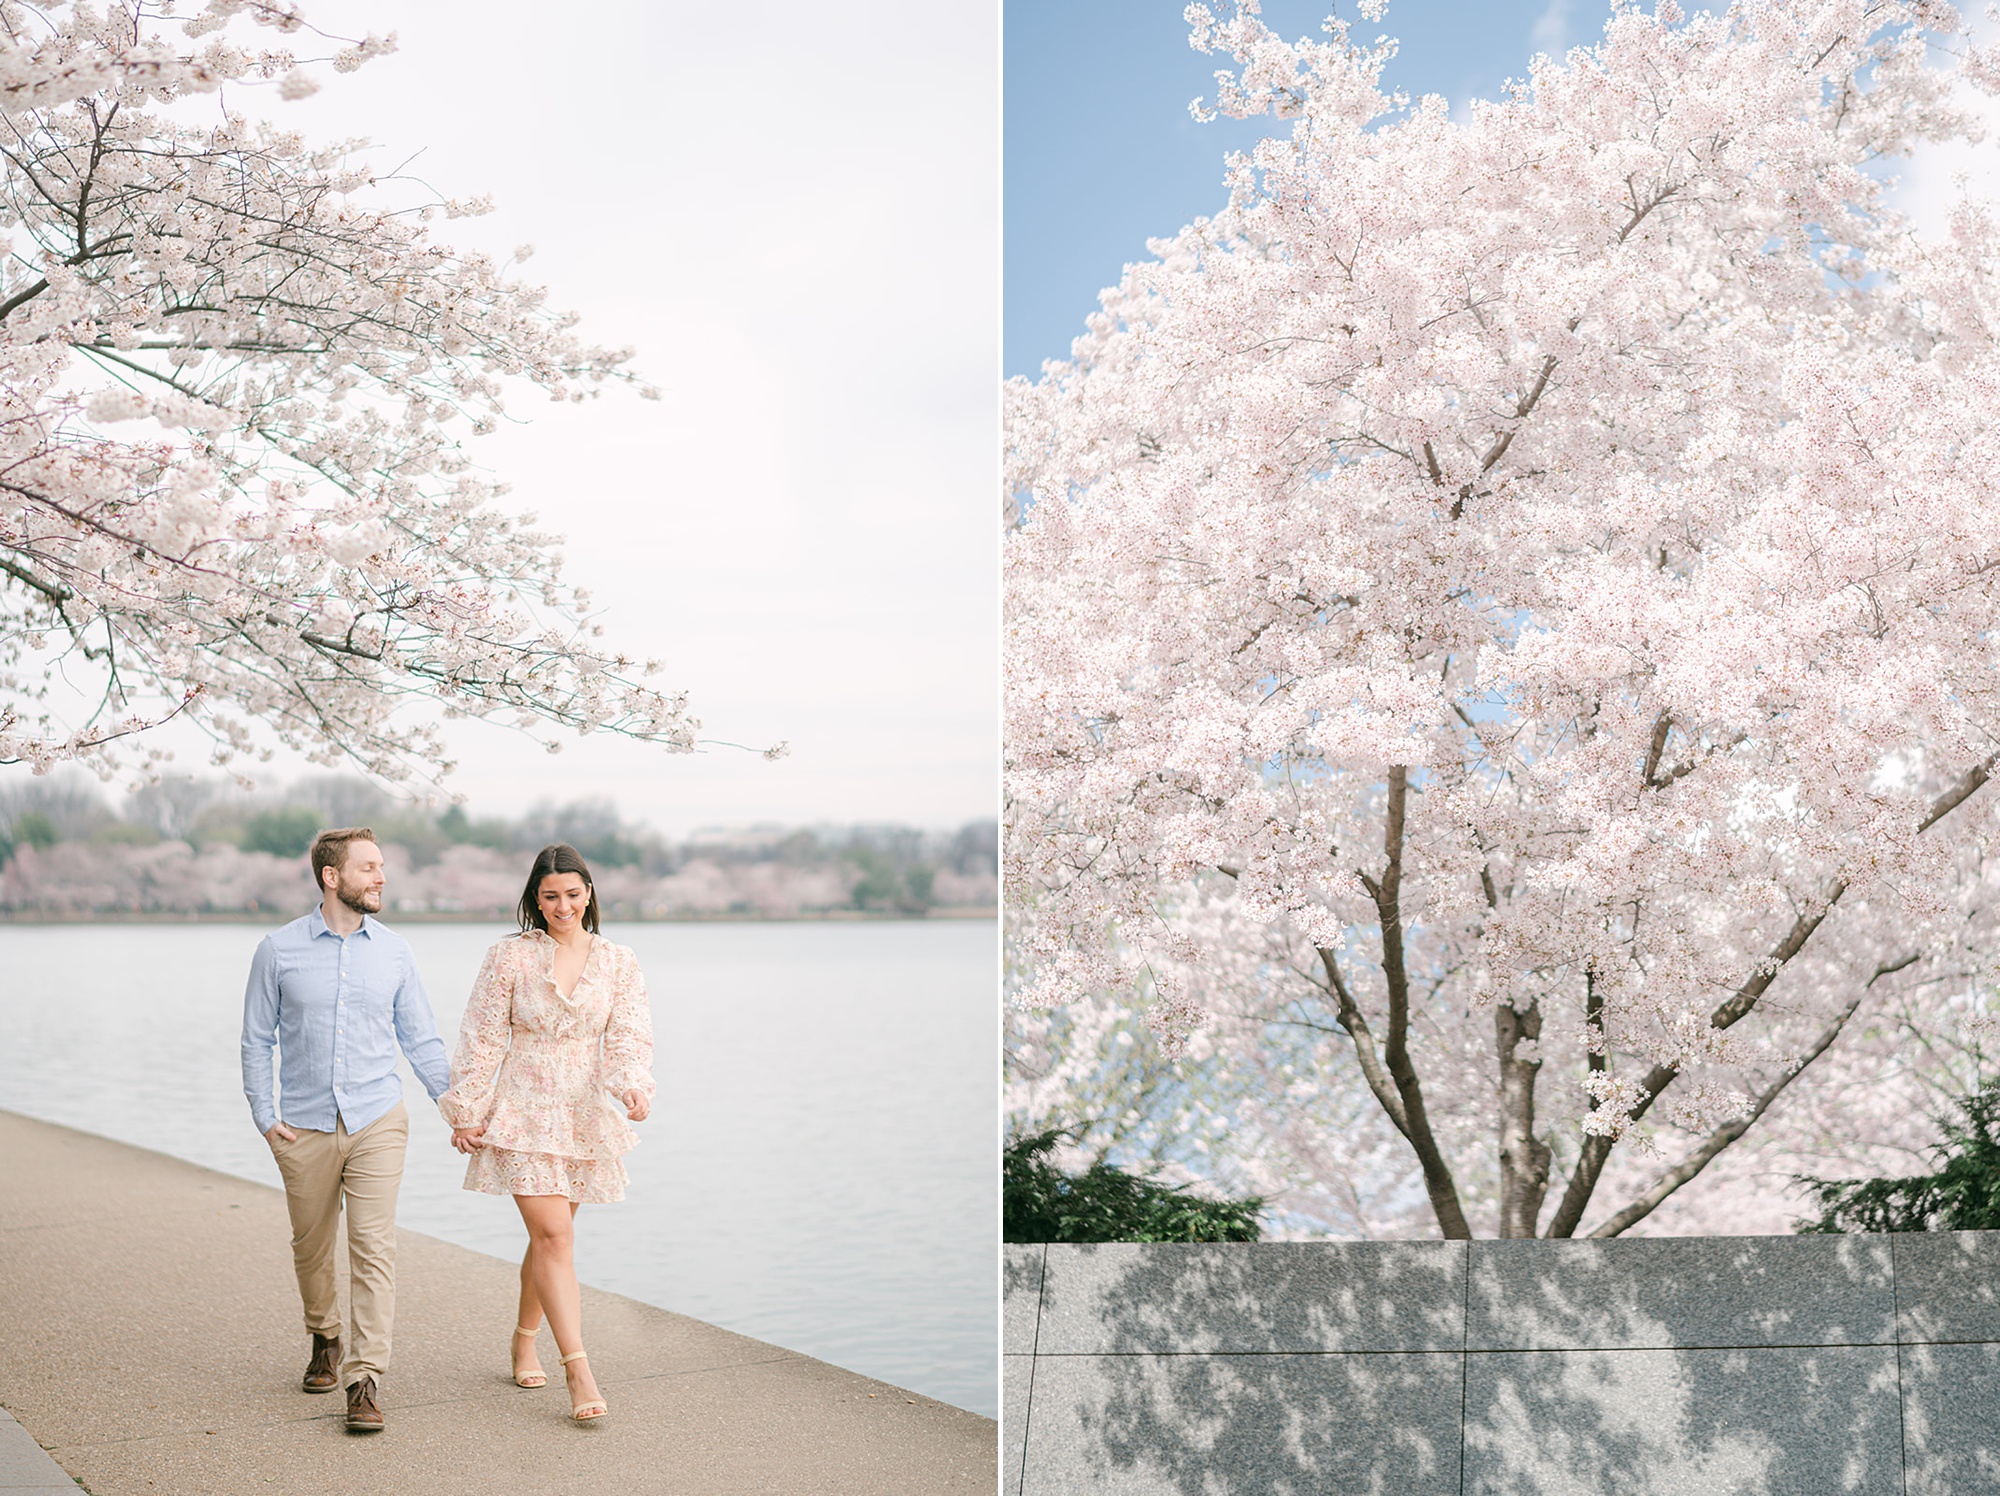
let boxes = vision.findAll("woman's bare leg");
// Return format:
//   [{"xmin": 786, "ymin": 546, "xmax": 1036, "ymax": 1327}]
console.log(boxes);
[
  {"xmin": 513, "ymin": 1199, "xmax": 580, "ymax": 1331},
  {"xmin": 517, "ymin": 1248, "xmax": 542, "ymax": 1328},
  {"xmin": 512, "ymin": 1251, "xmax": 546, "ymax": 1381},
  {"xmin": 514, "ymin": 1195, "xmax": 599, "ymax": 1407}
]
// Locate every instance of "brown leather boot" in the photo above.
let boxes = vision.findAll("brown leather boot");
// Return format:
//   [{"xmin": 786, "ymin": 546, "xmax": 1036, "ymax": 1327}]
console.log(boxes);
[
  {"xmin": 345, "ymin": 1375, "xmax": 384, "ymax": 1432},
  {"xmin": 302, "ymin": 1333, "xmax": 340, "ymax": 1393}
]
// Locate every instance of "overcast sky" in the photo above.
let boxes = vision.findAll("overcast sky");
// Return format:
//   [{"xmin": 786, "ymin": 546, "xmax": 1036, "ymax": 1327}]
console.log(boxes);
[{"xmin": 165, "ymin": 0, "xmax": 999, "ymax": 836}]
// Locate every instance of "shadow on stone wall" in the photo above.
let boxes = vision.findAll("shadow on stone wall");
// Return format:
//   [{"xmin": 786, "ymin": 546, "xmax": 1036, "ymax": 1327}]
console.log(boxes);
[
  {"xmin": 1028, "ymin": 1242, "xmax": 1462, "ymax": 1495},
  {"xmin": 1015, "ymin": 1237, "xmax": 1926, "ymax": 1496},
  {"xmin": 1462, "ymin": 1236, "xmax": 1901, "ymax": 1492}
]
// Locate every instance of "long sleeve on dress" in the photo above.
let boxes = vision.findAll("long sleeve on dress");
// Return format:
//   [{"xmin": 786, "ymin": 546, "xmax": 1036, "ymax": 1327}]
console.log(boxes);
[
  {"xmin": 600, "ymin": 947, "xmax": 656, "ymax": 1102},
  {"xmin": 439, "ymin": 943, "xmax": 511, "ymax": 1129}
]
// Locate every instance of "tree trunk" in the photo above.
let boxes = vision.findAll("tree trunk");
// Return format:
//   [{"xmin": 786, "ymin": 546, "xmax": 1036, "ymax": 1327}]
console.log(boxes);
[
  {"xmin": 1370, "ymin": 766, "xmax": 1472, "ymax": 1240},
  {"xmin": 1495, "ymin": 998, "xmax": 1551, "ymax": 1237}
]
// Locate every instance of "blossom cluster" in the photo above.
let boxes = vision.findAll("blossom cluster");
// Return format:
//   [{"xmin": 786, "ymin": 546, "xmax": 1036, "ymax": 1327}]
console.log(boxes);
[
  {"xmin": 0, "ymin": 1, "xmax": 702, "ymax": 787},
  {"xmin": 1007, "ymin": 0, "xmax": 2000, "ymax": 1236}
]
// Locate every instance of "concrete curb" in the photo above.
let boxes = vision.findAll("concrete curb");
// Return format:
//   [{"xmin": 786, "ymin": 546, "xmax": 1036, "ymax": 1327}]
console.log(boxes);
[
  {"xmin": 0, "ymin": 1405, "xmax": 78, "ymax": 1493},
  {"xmin": 0, "ymin": 1110, "xmax": 994, "ymax": 1495}
]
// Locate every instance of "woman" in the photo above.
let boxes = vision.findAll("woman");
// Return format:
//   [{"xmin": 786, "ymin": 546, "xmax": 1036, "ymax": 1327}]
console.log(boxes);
[{"xmin": 439, "ymin": 843, "xmax": 655, "ymax": 1423}]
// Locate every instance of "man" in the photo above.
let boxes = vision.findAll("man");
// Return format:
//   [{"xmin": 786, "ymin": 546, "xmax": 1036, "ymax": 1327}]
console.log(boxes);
[{"xmin": 240, "ymin": 827, "xmax": 452, "ymax": 1433}]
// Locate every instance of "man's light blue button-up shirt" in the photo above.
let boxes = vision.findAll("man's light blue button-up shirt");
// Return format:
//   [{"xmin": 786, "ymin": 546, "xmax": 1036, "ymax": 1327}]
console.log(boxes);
[{"xmin": 240, "ymin": 906, "xmax": 452, "ymax": 1137}]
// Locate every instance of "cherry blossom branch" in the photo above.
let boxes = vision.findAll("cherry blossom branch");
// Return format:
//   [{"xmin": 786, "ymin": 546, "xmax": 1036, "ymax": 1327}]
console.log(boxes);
[
  {"xmin": 1615, "ymin": 181, "xmax": 1682, "ymax": 245},
  {"xmin": 0, "ymin": 3, "xmax": 736, "ymax": 781},
  {"xmin": 1640, "ymin": 710, "xmax": 1672, "ymax": 788},
  {"xmin": 1585, "ymin": 965, "xmax": 1608, "ymax": 1078},
  {"xmin": 1547, "ymin": 759, "xmax": 1997, "ymax": 1237},
  {"xmin": 1587, "ymin": 952, "xmax": 1923, "ymax": 1237},
  {"xmin": 1545, "ymin": 881, "xmax": 1850, "ymax": 1236},
  {"xmin": 1475, "ymin": 353, "xmax": 1560, "ymax": 479},
  {"xmin": 0, "ymin": 553, "xmax": 69, "ymax": 602},
  {"xmin": 1918, "ymin": 756, "xmax": 1994, "ymax": 834}
]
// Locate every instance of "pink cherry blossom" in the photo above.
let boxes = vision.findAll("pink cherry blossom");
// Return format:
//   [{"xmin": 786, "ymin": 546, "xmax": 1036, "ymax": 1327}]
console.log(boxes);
[
  {"xmin": 1007, "ymin": 0, "xmax": 2000, "ymax": 1238},
  {"xmin": 0, "ymin": 1, "xmax": 704, "ymax": 788}
]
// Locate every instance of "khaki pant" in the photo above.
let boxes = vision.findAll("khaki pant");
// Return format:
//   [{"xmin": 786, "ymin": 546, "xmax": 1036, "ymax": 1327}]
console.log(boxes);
[{"xmin": 268, "ymin": 1102, "xmax": 408, "ymax": 1388}]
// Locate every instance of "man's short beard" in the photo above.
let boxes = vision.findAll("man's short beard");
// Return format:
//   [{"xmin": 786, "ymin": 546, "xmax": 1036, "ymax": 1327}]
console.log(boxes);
[{"xmin": 336, "ymin": 883, "xmax": 381, "ymax": 915}]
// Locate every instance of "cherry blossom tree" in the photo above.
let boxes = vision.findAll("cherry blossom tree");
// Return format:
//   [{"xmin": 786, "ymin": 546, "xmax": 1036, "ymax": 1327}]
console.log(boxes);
[
  {"xmin": 0, "ymin": 0, "xmax": 720, "ymax": 788},
  {"xmin": 1005, "ymin": 0, "xmax": 2000, "ymax": 1238}
]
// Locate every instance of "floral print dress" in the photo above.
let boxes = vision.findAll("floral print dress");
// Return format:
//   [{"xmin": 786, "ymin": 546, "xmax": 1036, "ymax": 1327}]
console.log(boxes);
[{"xmin": 439, "ymin": 930, "xmax": 655, "ymax": 1204}]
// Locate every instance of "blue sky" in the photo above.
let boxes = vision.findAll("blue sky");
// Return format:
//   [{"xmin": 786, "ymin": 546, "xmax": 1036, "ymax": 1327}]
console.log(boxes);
[{"xmin": 1005, "ymin": 0, "xmax": 1612, "ymax": 377}]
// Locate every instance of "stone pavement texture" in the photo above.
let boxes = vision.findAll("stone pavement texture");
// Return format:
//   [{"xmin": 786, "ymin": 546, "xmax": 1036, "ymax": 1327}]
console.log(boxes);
[
  {"xmin": 0, "ymin": 1110, "xmax": 995, "ymax": 1494},
  {"xmin": 1005, "ymin": 1236, "xmax": 2000, "ymax": 1495}
]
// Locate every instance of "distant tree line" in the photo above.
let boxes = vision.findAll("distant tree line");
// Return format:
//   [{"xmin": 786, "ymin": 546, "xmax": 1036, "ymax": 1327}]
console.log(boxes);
[{"xmin": 0, "ymin": 774, "xmax": 995, "ymax": 918}]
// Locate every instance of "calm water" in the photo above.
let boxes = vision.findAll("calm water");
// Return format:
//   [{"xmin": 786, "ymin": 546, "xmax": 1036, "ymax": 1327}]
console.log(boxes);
[{"xmin": 0, "ymin": 919, "xmax": 997, "ymax": 1417}]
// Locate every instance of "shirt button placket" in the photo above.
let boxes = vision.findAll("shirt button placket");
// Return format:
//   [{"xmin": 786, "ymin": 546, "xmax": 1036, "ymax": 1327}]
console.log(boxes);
[{"xmin": 335, "ymin": 941, "xmax": 346, "ymax": 1116}]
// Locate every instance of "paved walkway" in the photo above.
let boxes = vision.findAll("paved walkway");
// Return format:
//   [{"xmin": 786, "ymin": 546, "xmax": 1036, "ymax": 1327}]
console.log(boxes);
[{"xmin": 0, "ymin": 1110, "xmax": 994, "ymax": 1494}]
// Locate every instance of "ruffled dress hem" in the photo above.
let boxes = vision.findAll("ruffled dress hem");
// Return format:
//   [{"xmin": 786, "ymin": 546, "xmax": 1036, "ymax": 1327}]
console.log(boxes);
[{"xmin": 463, "ymin": 1145, "xmax": 628, "ymax": 1204}]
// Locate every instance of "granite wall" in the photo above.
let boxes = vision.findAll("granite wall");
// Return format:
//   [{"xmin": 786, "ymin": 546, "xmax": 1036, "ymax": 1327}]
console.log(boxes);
[{"xmin": 1004, "ymin": 1233, "xmax": 2000, "ymax": 1494}]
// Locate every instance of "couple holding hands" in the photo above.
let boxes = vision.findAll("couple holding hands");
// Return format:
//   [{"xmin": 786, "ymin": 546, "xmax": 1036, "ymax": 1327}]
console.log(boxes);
[{"xmin": 239, "ymin": 827, "xmax": 655, "ymax": 1432}]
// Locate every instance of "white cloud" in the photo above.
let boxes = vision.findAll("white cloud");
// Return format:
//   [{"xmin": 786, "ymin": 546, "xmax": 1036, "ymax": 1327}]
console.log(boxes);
[
  {"xmin": 1893, "ymin": 23, "xmax": 2000, "ymax": 240},
  {"xmin": 1531, "ymin": 0, "xmax": 1574, "ymax": 57}
]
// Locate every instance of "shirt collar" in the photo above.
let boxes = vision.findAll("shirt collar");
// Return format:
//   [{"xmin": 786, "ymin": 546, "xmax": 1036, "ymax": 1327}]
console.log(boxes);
[{"xmin": 309, "ymin": 905, "xmax": 375, "ymax": 940}]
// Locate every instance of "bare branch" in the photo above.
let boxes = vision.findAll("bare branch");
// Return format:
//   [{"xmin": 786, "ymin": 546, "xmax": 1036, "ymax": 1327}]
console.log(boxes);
[{"xmin": 1316, "ymin": 945, "xmax": 1411, "ymax": 1138}]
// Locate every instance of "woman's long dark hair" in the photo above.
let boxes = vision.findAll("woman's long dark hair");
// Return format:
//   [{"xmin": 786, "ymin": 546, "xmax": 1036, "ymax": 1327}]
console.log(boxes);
[{"xmin": 516, "ymin": 843, "xmax": 601, "ymax": 934}]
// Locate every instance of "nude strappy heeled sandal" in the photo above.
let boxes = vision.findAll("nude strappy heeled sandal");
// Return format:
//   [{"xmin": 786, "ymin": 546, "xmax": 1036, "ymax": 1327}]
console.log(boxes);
[
  {"xmin": 511, "ymin": 1325, "xmax": 547, "ymax": 1388},
  {"xmin": 561, "ymin": 1349, "xmax": 607, "ymax": 1421}
]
